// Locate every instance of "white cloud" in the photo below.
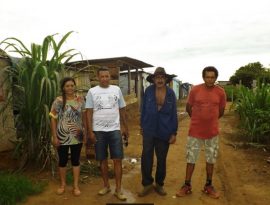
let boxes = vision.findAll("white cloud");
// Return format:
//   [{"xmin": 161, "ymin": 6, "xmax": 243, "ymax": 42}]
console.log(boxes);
[{"xmin": 1, "ymin": 0, "xmax": 270, "ymax": 84}]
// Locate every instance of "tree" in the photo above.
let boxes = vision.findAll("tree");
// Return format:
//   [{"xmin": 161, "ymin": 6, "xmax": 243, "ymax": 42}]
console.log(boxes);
[
  {"xmin": 229, "ymin": 62, "xmax": 269, "ymax": 88},
  {"xmin": 0, "ymin": 32, "xmax": 79, "ymax": 170},
  {"xmin": 261, "ymin": 69, "xmax": 270, "ymax": 84}
]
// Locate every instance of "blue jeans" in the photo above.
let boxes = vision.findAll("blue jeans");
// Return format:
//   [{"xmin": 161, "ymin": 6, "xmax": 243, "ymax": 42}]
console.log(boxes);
[
  {"xmin": 94, "ymin": 130, "xmax": 123, "ymax": 160},
  {"xmin": 141, "ymin": 136, "xmax": 169, "ymax": 186}
]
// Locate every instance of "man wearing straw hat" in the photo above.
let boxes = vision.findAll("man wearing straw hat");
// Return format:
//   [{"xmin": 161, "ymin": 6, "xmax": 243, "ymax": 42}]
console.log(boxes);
[{"xmin": 138, "ymin": 67, "xmax": 178, "ymax": 197}]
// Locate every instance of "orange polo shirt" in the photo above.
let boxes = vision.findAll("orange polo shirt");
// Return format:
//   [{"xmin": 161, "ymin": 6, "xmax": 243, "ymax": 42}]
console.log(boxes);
[{"xmin": 188, "ymin": 84, "xmax": 226, "ymax": 139}]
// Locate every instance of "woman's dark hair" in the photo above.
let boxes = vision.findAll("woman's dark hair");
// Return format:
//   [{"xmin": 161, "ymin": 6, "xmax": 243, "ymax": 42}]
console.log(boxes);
[
  {"xmin": 202, "ymin": 66, "xmax": 219, "ymax": 78},
  {"xmin": 60, "ymin": 77, "xmax": 76, "ymax": 111}
]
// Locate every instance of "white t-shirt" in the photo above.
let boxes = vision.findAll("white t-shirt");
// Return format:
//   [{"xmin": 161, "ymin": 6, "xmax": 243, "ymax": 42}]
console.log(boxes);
[{"xmin": 85, "ymin": 85, "xmax": 126, "ymax": 131}]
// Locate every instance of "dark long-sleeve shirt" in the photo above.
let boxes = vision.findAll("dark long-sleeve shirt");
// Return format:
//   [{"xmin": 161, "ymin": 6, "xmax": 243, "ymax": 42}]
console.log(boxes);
[{"xmin": 141, "ymin": 85, "xmax": 178, "ymax": 141}]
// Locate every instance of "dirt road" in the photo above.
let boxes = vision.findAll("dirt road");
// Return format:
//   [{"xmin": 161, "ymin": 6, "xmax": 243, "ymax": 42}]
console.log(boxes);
[{"xmin": 24, "ymin": 102, "xmax": 270, "ymax": 205}]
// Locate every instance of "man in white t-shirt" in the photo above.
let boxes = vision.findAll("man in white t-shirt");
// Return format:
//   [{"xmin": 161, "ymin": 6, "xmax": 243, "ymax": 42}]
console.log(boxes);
[{"xmin": 85, "ymin": 67, "xmax": 129, "ymax": 201}]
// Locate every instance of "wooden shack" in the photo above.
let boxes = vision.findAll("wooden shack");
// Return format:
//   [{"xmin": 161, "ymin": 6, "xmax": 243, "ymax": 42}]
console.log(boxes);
[{"xmin": 65, "ymin": 56, "xmax": 153, "ymax": 105}]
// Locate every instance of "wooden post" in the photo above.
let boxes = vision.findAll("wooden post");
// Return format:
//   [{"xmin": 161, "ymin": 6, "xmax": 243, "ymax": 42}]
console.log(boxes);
[
  {"xmin": 127, "ymin": 64, "xmax": 131, "ymax": 95},
  {"xmin": 135, "ymin": 67, "xmax": 138, "ymax": 97}
]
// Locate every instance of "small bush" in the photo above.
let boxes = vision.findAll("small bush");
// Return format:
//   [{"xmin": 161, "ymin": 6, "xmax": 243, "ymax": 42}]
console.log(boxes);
[{"xmin": 0, "ymin": 172, "xmax": 45, "ymax": 205}]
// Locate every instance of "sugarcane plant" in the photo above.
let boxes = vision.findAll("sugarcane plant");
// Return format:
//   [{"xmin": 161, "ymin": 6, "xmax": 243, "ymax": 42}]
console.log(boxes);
[
  {"xmin": 0, "ymin": 31, "xmax": 79, "ymax": 170},
  {"xmin": 235, "ymin": 83, "xmax": 270, "ymax": 143}
]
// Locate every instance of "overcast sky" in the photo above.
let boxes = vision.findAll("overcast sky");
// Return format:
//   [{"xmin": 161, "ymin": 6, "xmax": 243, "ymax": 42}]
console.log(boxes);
[{"xmin": 1, "ymin": 0, "xmax": 270, "ymax": 84}]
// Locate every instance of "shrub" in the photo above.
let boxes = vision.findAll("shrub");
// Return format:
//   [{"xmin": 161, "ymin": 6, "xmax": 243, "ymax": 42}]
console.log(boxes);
[{"xmin": 0, "ymin": 172, "xmax": 46, "ymax": 205}]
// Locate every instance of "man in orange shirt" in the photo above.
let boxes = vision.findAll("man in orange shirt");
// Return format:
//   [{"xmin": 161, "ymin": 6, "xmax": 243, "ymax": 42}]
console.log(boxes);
[{"xmin": 176, "ymin": 66, "xmax": 226, "ymax": 199}]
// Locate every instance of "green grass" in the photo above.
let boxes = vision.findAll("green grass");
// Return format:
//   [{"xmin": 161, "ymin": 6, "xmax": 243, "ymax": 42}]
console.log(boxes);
[{"xmin": 0, "ymin": 172, "xmax": 46, "ymax": 205}]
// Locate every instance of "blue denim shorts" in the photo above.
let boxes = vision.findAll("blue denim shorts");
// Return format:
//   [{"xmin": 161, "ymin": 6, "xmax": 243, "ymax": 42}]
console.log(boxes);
[{"xmin": 94, "ymin": 130, "xmax": 123, "ymax": 160}]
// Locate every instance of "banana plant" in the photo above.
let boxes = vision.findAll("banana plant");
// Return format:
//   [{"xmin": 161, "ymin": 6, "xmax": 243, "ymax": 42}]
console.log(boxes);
[{"xmin": 0, "ymin": 31, "xmax": 79, "ymax": 170}]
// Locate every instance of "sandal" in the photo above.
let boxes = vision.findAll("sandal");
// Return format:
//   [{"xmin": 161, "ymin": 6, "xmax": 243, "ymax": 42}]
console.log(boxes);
[
  {"xmin": 114, "ymin": 191, "xmax": 127, "ymax": 201},
  {"xmin": 73, "ymin": 188, "xmax": 81, "ymax": 196},
  {"xmin": 56, "ymin": 187, "xmax": 65, "ymax": 195},
  {"xmin": 98, "ymin": 187, "xmax": 111, "ymax": 195}
]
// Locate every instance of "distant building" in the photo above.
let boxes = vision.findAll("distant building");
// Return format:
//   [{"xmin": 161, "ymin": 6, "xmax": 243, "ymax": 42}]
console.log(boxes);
[
  {"xmin": 170, "ymin": 78, "xmax": 181, "ymax": 100},
  {"xmin": 217, "ymin": 80, "xmax": 231, "ymax": 87},
  {"xmin": 180, "ymin": 82, "xmax": 193, "ymax": 98}
]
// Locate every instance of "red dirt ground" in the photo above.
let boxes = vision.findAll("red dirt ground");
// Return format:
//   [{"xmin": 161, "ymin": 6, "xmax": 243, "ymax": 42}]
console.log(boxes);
[{"xmin": 2, "ymin": 101, "xmax": 270, "ymax": 205}]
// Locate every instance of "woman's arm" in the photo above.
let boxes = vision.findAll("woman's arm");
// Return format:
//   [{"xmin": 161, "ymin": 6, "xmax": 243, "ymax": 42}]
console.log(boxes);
[{"xmin": 50, "ymin": 117, "xmax": 59, "ymax": 146}]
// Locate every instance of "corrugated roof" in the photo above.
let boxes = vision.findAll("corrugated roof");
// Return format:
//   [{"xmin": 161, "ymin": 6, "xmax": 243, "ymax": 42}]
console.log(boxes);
[{"xmin": 66, "ymin": 56, "xmax": 154, "ymax": 71}]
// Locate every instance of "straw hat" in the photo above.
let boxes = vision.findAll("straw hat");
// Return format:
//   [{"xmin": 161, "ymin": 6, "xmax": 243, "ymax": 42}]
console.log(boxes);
[{"xmin": 146, "ymin": 67, "xmax": 176, "ymax": 83}]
